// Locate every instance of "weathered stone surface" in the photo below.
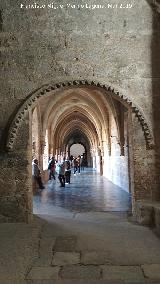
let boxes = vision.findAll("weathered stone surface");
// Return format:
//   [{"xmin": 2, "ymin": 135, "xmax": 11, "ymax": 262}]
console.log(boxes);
[
  {"xmin": 142, "ymin": 264, "xmax": 160, "ymax": 279},
  {"xmin": 134, "ymin": 201, "xmax": 154, "ymax": 226},
  {"xmin": 102, "ymin": 265, "xmax": 144, "ymax": 281},
  {"xmin": 155, "ymin": 206, "xmax": 160, "ymax": 234},
  {"xmin": 0, "ymin": 0, "xmax": 160, "ymax": 240},
  {"xmin": 52, "ymin": 252, "xmax": 80, "ymax": 266},
  {"xmin": 26, "ymin": 266, "xmax": 60, "ymax": 280},
  {"xmin": 81, "ymin": 251, "xmax": 111, "ymax": 265},
  {"xmin": 32, "ymin": 237, "xmax": 56, "ymax": 266},
  {"xmin": 134, "ymin": 201, "xmax": 160, "ymax": 234},
  {"xmin": 53, "ymin": 236, "xmax": 77, "ymax": 252},
  {"xmin": 26, "ymin": 281, "xmax": 53, "ymax": 284},
  {"xmin": 1, "ymin": 212, "xmax": 160, "ymax": 282},
  {"xmin": 60, "ymin": 265, "xmax": 101, "ymax": 279},
  {"xmin": 32, "ymin": 257, "xmax": 52, "ymax": 267},
  {"xmin": 0, "ymin": 224, "xmax": 39, "ymax": 280},
  {"xmin": 3, "ymin": 279, "xmax": 160, "ymax": 284},
  {"xmin": 34, "ymin": 237, "xmax": 56, "ymax": 266}
]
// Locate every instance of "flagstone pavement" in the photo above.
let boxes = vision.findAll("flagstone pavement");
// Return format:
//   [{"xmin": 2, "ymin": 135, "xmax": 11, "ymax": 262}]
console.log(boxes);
[{"xmin": 1, "ymin": 170, "xmax": 160, "ymax": 284}]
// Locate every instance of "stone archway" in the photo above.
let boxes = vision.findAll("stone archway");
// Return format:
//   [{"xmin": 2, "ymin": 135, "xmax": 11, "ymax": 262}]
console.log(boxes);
[
  {"xmin": 5, "ymin": 80, "xmax": 154, "ymax": 152},
  {"xmin": 1, "ymin": 80, "xmax": 156, "ymax": 223},
  {"xmin": 70, "ymin": 143, "xmax": 85, "ymax": 156}
]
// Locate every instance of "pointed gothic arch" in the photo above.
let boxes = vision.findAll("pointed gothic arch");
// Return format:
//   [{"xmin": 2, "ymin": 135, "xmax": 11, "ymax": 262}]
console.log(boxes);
[{"xmin": 5, "ymin": 80, "xmax": 154, "ymax": 151}]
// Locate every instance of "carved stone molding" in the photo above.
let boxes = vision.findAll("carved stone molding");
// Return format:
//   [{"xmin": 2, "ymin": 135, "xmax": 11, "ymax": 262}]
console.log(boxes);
[
  {"xmin": 6, "ymin": 80, "xmax": 154, "ymax": 151},
  {"xmin": 147, "ymin": 0, "xmax": 160, "ymax": 13},
  {"xmin": 154, "ymin": 0, "xmax": 160, "ymax": 12},
  {"xmin": 152, "ymin": 0, "xmax": 160, "ymax": 12}
]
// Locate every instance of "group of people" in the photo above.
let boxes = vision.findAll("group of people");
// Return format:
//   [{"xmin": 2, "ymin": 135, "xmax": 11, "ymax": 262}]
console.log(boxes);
[
  {"xmin": 48, "ymin": 156, "xmax": 71, "ymax": 187},
  {"xmin": 32, "ymin": 155, "xmax": 85, "ymax": 190},
  {"xmin": 73, "ymin": 155, "xmax": 81, "ymax": 174}
]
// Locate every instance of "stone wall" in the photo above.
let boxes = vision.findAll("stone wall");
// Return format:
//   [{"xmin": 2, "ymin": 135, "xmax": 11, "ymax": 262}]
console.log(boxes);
[
  {"xmin": 0, "ymin": 115, "xmax": 32, "ymax": 222},
  {"xmin": 0, "ymin": 0, "xmax": 160, "ymax": 221},
  {"xmin": 152, "ymin": 12, "xmax": 160, "ymax": 202},
  {"xmin": 0, "ymin": 0, "xmax": 154, "ymax": 128},
  {"xmin": 132, "ymin": 115, "xmax": 157, "ymax": 202},
  {"xmin": 133, "ymin": 131, "xmax": 151, "ymax": 201}
]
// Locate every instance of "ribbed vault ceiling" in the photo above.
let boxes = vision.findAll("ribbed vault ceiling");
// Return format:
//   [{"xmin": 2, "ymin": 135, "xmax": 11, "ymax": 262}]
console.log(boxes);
[{"xmin": 37, "ymin": 86, "xmax": 121, "ymax": 151}]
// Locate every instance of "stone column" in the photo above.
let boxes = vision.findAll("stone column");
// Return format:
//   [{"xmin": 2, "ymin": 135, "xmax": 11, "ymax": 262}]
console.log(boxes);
[
  {"xmin": 91, "ymin": 148, "xmax": 96, "ymax": 169},
  {"xmin": 0, "ymin": 113, "xmax": 32, "ymax": 223},
  {"xmin": 97, "ymin": 147, "xmax": 103, "ymax": 176}
]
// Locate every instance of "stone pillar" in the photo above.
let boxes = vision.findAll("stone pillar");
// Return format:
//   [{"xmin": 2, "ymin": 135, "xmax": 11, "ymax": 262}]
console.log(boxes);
[
  {"xmin": 91, "ymin": 148, "xmax": 96, "ymax": 169},
  {"xmin": 92, "ymin": 156, "xmax": 96, "ymax": 169},
  {"xmin": 0, "ymin": 114, "xmax": 32, "ymax": 223},
  {"xmin": 97, "ymin": 147, "xmax": 103, "ymax": 176},
  {"xmin": 132, "ymin": 117, "xmax": 155, "ymax": 202}
]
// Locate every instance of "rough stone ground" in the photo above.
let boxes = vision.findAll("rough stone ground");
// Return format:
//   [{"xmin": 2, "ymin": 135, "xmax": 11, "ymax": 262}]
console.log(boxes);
[{"xmin": 1, "ymin": 210, "xmax": 160, "ymax": 284}]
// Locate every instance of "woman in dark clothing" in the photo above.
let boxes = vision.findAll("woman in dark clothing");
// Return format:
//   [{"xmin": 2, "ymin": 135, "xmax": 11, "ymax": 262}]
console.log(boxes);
[
  {"xmin": 48, "ymin": 157, "xmax": 56, "ymax": 180},
  {"xmin": 65, "ymin": 160, "xmax": 71, "ymax": 184},
  {"xmin": 73, "ymin": 157, "xmax": 78, "ymax": 174}
]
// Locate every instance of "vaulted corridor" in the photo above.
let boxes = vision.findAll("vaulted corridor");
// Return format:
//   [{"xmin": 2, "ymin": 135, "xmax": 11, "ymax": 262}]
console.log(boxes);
[
  {"xmin": 1, "ymin": 1, "xmax": 160, "ymax": 282},
  {"xmin": 31, "ymin": 84, "xmax": 131, "ymax": 199},
  {"xmin": 31, "ymin": 84, "xmax": 133, "ymax": 219}
]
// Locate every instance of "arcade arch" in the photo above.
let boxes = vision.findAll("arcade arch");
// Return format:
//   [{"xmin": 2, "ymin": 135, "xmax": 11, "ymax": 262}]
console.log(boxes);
[
  {"xmin": 4, "ymin": 81, "xmax": 155, "ymax": 222},
  {"xmin": 70, "ymin": 144, "xmax": 86, "ymax": 157},
  {"xmin": 30, "ymin": 85, "xmax": 131, "ymax": 191}
]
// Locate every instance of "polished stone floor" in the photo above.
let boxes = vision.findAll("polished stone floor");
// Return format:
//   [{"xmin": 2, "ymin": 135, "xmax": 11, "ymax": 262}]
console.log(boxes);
[{"xmin": 33, "ymin": 168, "xmax": 131, "ymax": 215}]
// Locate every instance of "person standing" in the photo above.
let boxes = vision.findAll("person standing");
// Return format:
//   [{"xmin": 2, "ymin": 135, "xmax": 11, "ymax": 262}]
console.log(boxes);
[
  {"xmin": 81, "ymin": 155, "xmax": 85, "ymax": 171},
  {"xmin": 77, "ymin": 155, "xmax": 81, "ymax": 174},
  {"xmin": 32, "ymin": 158, "xmax": 45, "ymax": 189},
  {"xmin": 73, "ymin": 157, "xmax": 78, "ymax": 174},
  {"xmin": 48, "ymin": 156, "xmax": 56, "ymax": 180},
  {"xmin": 65, "ymin": 159, "xmax": 71, "ymax": 184},
  {"xmin": 58, "ymin": 159, "xmax": 66, "ymax": 187}
]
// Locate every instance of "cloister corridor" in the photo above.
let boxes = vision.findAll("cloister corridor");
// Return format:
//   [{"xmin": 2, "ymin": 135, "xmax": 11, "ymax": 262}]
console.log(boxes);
[
  {"xmin": 31, "ymin": 84, "xmax": 132, "ymax": 217},
  {"xmin": 1, "ymin": 81, "xmax": 160, "ymax": 282},
  {"xmin": 1, "ymin": 1, "xmax": 160, "ymax": 281}
]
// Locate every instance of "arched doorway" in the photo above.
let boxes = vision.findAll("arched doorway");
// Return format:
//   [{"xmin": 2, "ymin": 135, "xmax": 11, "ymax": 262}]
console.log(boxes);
[
  {"xmin": 70, "ymin": 143, "xmax": 85, "ymax": 157},
  {"xmin": 5, "ymin": 81, "xmax": 154, "ymax": 222}
]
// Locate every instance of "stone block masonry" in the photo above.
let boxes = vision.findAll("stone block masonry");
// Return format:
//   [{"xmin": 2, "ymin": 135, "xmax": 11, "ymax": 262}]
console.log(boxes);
[{"xmin": 0, "ymin": 0, "xmax": 160, "ymax": 223}]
